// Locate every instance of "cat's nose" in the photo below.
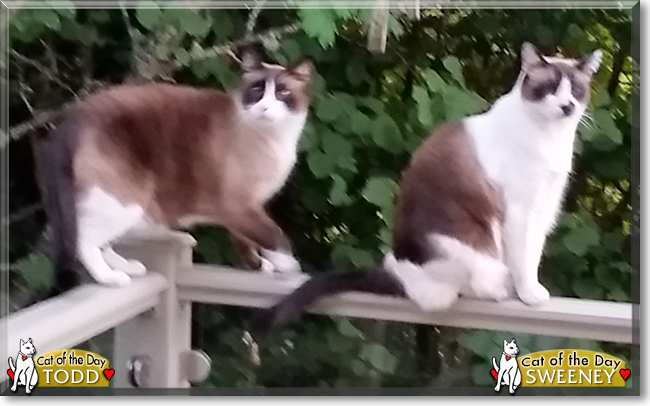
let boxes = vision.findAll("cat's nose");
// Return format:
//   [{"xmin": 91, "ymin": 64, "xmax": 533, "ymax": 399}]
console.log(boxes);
[{"xmin": 561, "ymin": 102, "xmax": 575, "ymax": 116}]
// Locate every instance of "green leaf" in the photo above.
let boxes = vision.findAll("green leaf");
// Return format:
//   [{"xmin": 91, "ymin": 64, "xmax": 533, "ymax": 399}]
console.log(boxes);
[
  {"xmin": 211, "ymin": 10, "xmax": 235, "ymax": 40},
  {"xmin": 362, "ymin": 177, "xmax": 397, "ymax": 208},
  {"xmin": 136, "ymin": 8, "xmax": 163, "ymax": 30},
  {"xmin": 329, "ymin": 174, "xmax": 352, "ymax": 206},
  {"xmin": 594, "ymin": 263, "xmax": 618, "ymax": 288},
  {"xmin": 176, "ymin": 10, "xmax": 211, "ymax": 37},
  {"xmin": 173, "ymin": 48, "xmax": 190, "ymax": 66},
  {"xmin": 606, "ymin": 285, "xmax": 630, "ymax": 302},
  {"xmin": 535, "ymin": 25, "xmax": 555, "ymax": 48},
  {"xmin": 279, "ymin": 39, "xmax": 302, "ymax": 63},
  {"xmin": 413, "ymin": 86, "xmax": 433, "ymax": 127},
  {"xmin": 562, "ymin": 221, "xmax": 600, "ymax": 256},
  {"xmin": 307, "ymin": 151, "xmax": 337, "ymax": 178},
  {"xmin": 32, "ymin": 9, "xmax": 61, "ymax": 30},
  {"xmin": 592, "ymin": 109, "xmax": 623, "ymax": 144},
  {"xmin": 593, "ymin": 89, "xmax": 611, "ymax": 108},
  {"xmin": 572, "ymin": 278, "xmax": 604, "ymax": 299},
  {"xmin": 300, "ymin": 185, "xmax": 329, "ymax": 214},
  {"xmin": 298, "ymin": 9, "xmax": 337, "ymax": 48},
  {"xmin": 443, "ymin": 57, "xmax": 465, "ymax": 87},
  {"xmin": 333, "ymin": 9, "xmax": 354, "ymax": 19},
  {"xmin": 350, "ymin": 110, "xmax": 373, "ymax": 137},
  {"xmin": 15, "ymin": 253, "xmax": 53, "ymax": 290},
  {"xmin": 322, "ymin": 132, "xmax": 353, "ymax": 165},
  {"xmin": 473, "ymin": 361, "xmax": 496, "ymax": 387},
  {"xmin": 360, "ymin": 343, "xmax": 398, "ymax": 374},
  {"xmin": 443, "ymin": 86, "xmax": 488, "ymax": 121},
  {"xmin": 459, "ymin": 330, "xmax": 495, "ymax": 357},
  {"xmin": 371, "ymin": 114, "xmax": 403, "ymax": 151},
  {"xmin": 315, "ymin": 96, "xmax": 344, "ymax": 123},
  {"xmin": 346, "ymin": 58, "xmax": 369, "ymax": 86},
  {"xmin": 59, "ymin": 19, "xmax": 98, "ymax": 46},
  {"xmin": 348, "ymin": 249, "xmax": 374, "ymax": 268},
  {"xmin": 387, "ymin": 14, "xmax": 404, "ymax": 37},
  {"xmin": 424, "ymin": 69, "xmax": 446, "ymax": 93},
  {"xmin": 299, "ymin": 122, "xmax": 320, "ymax": 152},
  {"xmin": 358, "ymin": 98, "xmax": 384, "ymax": 114}
]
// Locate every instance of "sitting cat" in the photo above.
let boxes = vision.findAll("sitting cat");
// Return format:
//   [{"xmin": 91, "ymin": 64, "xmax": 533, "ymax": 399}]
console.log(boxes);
[
  {"xmin": 8, "ymin": 338, "xmax": 38, "ymax": 394},
  {"xmin": 37, "ymin": 46, "xmax": 314, "ymax": 294},
  {"xmin": 252, "ymin": 43, "xmax": 602, "ymax": 339},
  {"xmin": 493, "ymin": 338, "xmax": 522, "ymax": 394}
]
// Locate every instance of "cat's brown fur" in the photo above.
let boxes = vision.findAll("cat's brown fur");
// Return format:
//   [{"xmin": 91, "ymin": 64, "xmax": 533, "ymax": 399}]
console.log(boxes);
[{"xmin": 39, "ymin": 50, "xmax": 314, "ymax": 294}]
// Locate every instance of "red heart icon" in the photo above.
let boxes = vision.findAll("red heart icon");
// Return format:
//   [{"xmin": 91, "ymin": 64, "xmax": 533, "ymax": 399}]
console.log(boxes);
[
  {"xmin": 490, "ymin": 369, "xmax": 498, "ymax": 380},
  {"xmin": 7, "ymin": 369, "xmax": 14, "ymax": 381},
  {"xmin": 22, "ymin": 356, "xmax": 27, "ymax": 361},
  {"xmin": 620, "ymin": 369, "xmax": 631, "ymax": 381},
  {"xmin": 103, "ymin": 369, "xmax": 115, "ymax": 381}
]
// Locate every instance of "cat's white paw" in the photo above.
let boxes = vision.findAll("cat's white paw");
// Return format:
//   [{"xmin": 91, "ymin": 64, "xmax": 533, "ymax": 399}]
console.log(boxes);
[
  {"xmin": 123, "ymin": 259, "xmax": 147, "ymax": 276},
  {"xmin": 516, "ymin": 282, "xmax": 550, "ymax": 306},
  {"xmin": 97, "ymin": 271, "xmax": 131, "ymax": 287},
  {"xmin": 260, "ymin": 249, "xmax": 302, "ymax": 274},
  {"xmin": 409, "ymin": 282, "xmax": 458, "ymax": 312},
  {"xmin": 467, "ymin": 261, "xmax": 510, "ymax": 302},
  {"xmin": 259, "ymin": 257, "xmax": 275, "ymax": 274}
]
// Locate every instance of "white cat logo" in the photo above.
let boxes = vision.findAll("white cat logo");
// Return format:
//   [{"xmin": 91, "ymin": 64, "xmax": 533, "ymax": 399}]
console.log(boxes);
[
  {"xmin": 493, "ymin": 338, "xmax": 522, "ymax": 394},
  {"xmin": 8, "ymin": 338, "xmax": 39, "ymax": 394}
]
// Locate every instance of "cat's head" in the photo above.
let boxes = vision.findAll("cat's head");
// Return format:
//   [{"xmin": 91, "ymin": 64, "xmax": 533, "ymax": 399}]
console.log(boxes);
[
  {"xmin": 503, "ymin": 338, "xmax": 519, "ymax": 356},
  {"xmin": 517, "ymin": 42, "xmax": 602, "ymax": 121},
  {"xmin": 236, "ymin": 45, "xmax": 313, "ymax": 126},
  {"xmin": 20, "ymin": 338, "xmax": 36, "ymax": 355}
]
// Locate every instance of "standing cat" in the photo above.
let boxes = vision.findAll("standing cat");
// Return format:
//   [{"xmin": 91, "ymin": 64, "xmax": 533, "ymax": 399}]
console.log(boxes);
[
  {"xmin": 8, "ymin": 338, "xmax": 38, "ymax": 394},
  {"xmin": 37, "ymin": 47, "xmax": 313, "ymax": 294},
  {"xmin": 252, "ymin": 43, "xmax": 602, "ymax": 338}
]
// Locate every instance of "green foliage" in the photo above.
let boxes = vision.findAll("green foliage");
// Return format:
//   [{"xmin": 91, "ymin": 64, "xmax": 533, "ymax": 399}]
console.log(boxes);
[{"xmin": 7, "ymin": 5, "xmax": 634, "ymax": 390}]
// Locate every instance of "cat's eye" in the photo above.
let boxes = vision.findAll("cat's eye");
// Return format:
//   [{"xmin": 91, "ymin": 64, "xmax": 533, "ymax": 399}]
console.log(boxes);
[
  {"xmin": 250, "ymin": 81, "xmax": 265, "ymax": 92},
  {"xmin": 275, "ymin": 83, "xmax": 291, "ymax": 98}
]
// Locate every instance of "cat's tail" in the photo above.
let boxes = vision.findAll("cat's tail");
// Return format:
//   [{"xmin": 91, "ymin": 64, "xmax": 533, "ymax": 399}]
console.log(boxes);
[
  {"xmin": 492, "ymin": 357, "xmax": 499, "ymax": 373},
  {"xmin": 38, "ymin": 117, "xmax": 80, "ymax": 298},
  {"xmin": 8, "ymin": 357, "xmax": 15, "ymax": 372},
  {"xmin": 250, "ymin": 266, "xmax": 405, "ymax": 342}
]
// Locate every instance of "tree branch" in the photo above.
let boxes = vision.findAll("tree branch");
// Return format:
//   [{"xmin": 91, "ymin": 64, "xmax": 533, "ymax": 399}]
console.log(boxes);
[
  {"xmin": 1, "ymin": 203, "xmax": 43, "ymax": 227},
  {"xmin": 11, "ymin": 50, "xmax": 79, "ymax": 99},
  {"xmin": 5, "ymin": 21, "xmax": 302, "ymax": 147},
  {"xmin": 245, "ymin": 0, "xmax": 266, "ymax": 37},
  {"xmin": 186, "ymin": 22, "xmax": 301, "ymax": 63},
  {"xmin": 607, "ymin": 47, "xmax": 626, "ymax": 98}
]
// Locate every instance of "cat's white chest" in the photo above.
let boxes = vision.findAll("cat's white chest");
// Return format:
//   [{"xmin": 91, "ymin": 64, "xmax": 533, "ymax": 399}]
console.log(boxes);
[
  {"xmin": 464, "ymin": 100, "xmax": 577, "ymax": 204},
  {"xmin": 244, "ymin": 115, "xmax": 305, "ymax": 202}
]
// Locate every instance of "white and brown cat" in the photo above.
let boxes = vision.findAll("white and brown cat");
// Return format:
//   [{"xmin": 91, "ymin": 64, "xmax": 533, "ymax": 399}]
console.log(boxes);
[
  {"xmin": 252, "ymin": 43, "xmax": 602, "ymax": 338},
  {"xmin": 37, "ymin": 47, "xmax": 314, "ymax": 294}
]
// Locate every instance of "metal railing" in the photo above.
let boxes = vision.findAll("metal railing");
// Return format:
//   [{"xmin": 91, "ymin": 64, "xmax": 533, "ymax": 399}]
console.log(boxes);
[{"xmin": 1, "ymin": 232, "xmax": 635, "ymax": 388}]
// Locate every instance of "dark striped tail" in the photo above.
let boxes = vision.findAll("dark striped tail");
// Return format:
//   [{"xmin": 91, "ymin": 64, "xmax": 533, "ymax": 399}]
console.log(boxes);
[
  {"xmin": 37, "ymin": 117, "xmax": 80, "ymax": 298},
  {"xmin": 250, "ymin": 267, "xmax": 405, "ymax": 342}
]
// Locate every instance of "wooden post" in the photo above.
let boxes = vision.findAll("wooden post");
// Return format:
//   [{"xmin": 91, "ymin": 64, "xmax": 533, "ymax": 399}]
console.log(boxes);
[
  {"xmin": 112, "ymin": 231, "xmax": 209, "ymax": 388},
  {"xmin": 367, "ymin": 0, "xmax": 390, "ymax": 53}
]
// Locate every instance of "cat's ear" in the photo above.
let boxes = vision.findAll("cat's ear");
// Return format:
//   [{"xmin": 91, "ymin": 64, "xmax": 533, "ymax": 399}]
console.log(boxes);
[
  {"xmin": 521, "ymin": 42, "xmax": 547, "ymax": 73},
  {"xmin": 239, "ymin": 45, "xmax": 264, "ymax": 73},
  {"xmin": 577, "ymin": 50, "xmax": 603, "ymax": 75},
  {"xmin": 287, "ymin": 58, "xmax": 314, "ymax": 82},
  {"xmin": 511, "ymin": 338, "xmax": 516, "ymax": 343},
  {"xmin": 503, "ymin": 339, "xmax": 509, "ymax": 346},
  {"xmin": 20, "ymin": 339, "xmax": 24, "ymax": 346},
  {"xmin": 28, "ymin": 338, "xmax": 32, "ymax": 343}
]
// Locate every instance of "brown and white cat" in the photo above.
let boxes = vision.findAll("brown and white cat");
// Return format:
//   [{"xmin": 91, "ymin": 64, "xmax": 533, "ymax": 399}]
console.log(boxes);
[
  {"xmin": 37, "ymin": 47, "xmax": 314, "ymax": 294},
  {"xmin": 251, "ymin": 43, "xmax": 602, "ymax": 339}
]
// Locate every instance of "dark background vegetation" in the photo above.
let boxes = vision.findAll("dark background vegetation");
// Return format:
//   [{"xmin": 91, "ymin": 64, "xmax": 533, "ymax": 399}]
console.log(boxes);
[{"xmin": 4, "ymin": 3, "xmax": 635, "ymax": 389}]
